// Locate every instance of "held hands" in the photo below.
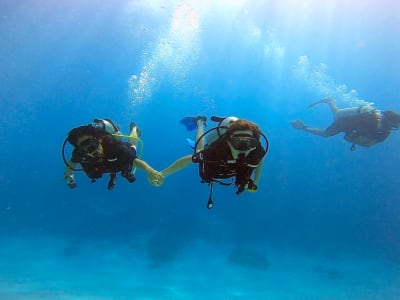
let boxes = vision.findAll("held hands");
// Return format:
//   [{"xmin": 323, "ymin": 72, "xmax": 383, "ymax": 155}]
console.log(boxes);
[
  {"xmin": 290, "ymin": 120, "xmax": 307, "ymax": 130},
  {"xmin": 147, "ymin": 170, "xmax": 164, "ymax": 187}
]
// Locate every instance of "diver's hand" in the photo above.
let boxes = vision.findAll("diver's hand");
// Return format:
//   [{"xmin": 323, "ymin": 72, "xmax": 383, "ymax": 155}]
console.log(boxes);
[
  {"xmin": 247, "ymin": 183, "xmax": 258, "ymax": 193},
  {"xmin": 244, "ymin": 180, "xmax": 258, "ymax": 193},
  {"xmin": 64, "ymin": 172, "xmax": 77, "ymax": 189},
  {"xmin": 290, "ymin": 120, "xmax": 307, "ymax": 130},
  {"xmin": 147, "ymin": 171, "xmax": 164, "ymax": 187}
]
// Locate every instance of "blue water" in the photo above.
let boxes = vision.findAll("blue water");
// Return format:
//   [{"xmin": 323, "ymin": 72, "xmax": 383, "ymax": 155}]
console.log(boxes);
[{"xmin": 1, "ymin": 1, "xmax": 400, "ymax": 299}]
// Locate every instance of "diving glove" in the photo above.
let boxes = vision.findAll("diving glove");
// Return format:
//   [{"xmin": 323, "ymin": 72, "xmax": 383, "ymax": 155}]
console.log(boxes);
[
  {"xmin": 247, "ymin": 181, "xmax": 258, "ymax": 192},
  {"xmin": 121, "ymin": 171, "xmax": 136, "ymax": 183},
  {"xmin": 64, "ymin": 172, "xmax": 77, "ymax": 189}
]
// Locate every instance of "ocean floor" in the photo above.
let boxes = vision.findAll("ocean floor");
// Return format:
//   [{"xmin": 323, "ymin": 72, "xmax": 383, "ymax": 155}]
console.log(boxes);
[{"xmin": 0, "ymin": 235, "xmax": 399, "ymax": 299}]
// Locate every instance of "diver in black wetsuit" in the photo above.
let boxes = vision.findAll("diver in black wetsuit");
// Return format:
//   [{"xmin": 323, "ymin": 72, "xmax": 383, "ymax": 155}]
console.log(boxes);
[
  {"xmin": 158, "ymin": 116, "xmax": 269, "ymax": 208},
  {"xmin": 63, "ymin": 118, "xmax": 162, "ymax": 190}
]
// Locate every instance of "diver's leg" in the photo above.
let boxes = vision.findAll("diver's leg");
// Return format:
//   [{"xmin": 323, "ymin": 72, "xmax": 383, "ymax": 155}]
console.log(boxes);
[
  {"xmin": 303, "ymin": 127, "xmax": 333, "ymax": 137},
  {"xmin": 324, "ymin": 99, "xmax": 338, "ymax": 116},
  {"xmin": 308, "ymin": 98, "xmax": 338, "ymax": 116},
  {"xmin": 128, "ymin": 122, "xmax": 140, "ymax": 146},
  {"xmin": 295, "ymin": 121, "xmax": 341, "ymax": 138},
  {"xmin": 195, "ymin": 118, "xmax": 206, "ymax": 152}
]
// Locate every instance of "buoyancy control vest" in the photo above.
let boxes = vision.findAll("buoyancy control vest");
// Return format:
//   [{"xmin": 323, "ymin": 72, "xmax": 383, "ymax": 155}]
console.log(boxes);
[
  {"xmin": 62, "ymin": 119, "xmax": 137, "ymax": 188},
  {"xmin": 195, "ymin": 135, "xmax": 266, "ymax": 187},
  {"xmin": 191, "ymin": 118, "xmax": 269, "ymax": 208},
  {"xmin": 335, "ymin": 104, "xmax": 376, "ymax": 120}
]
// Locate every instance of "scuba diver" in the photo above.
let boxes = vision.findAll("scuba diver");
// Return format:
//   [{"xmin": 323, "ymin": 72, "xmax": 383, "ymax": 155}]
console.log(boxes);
[
  {"xmin": 291, "ymin": 98, "xmax": 400, "ymax": 151},
  {"xmin": 62, "ymin": 118, "xmax": 162, "ymax": 190},
  {"xmin": 157, "ymin": 116, "xmax": 269, "ymax": 209}
]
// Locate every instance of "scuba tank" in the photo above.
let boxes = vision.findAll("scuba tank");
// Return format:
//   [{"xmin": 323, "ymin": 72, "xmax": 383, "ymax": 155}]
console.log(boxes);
[
  {"xmin": 335, "ymin": 105, "xmax": 374, "ymax": 119},
  {"xmin": 92, "ymin": 119, "xmax": 122, "ymax": 140},
  {"xmin": 207, "ymin": 116, "xmax": 238, "ymax": 145}
]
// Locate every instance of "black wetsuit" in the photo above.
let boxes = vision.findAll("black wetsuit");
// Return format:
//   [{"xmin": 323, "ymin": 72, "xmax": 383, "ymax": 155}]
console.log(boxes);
[
  {"xmin": 72, "ymin": 134, "xmax": 137, "ymax": 181},
  {"xmin": 197, "ymin": 135, "xmax": 266, "ymax": 189}
]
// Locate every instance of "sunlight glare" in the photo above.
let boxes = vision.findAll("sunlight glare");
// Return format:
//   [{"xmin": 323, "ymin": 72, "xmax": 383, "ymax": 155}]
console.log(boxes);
[{"xmin": 129, "ymin": 0, "xmax": 201, "ymax": 105}]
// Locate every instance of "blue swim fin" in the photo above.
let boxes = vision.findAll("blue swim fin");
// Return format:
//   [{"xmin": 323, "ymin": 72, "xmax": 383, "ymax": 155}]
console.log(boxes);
[{"xmin": 180, "ymin": 117, "xmax": 198, "ymax": 131}]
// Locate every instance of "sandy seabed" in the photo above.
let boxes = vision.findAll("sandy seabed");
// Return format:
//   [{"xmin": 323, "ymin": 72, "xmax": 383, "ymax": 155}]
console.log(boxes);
[{"xmin": 0, "ymin": 236, "xmax": 399, "ymax": 300}]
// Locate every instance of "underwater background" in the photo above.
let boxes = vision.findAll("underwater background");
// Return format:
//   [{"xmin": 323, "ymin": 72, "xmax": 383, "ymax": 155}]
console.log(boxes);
[{"xmin": 1, "ymin": 0, "xmax": 399, "ymax": 299}]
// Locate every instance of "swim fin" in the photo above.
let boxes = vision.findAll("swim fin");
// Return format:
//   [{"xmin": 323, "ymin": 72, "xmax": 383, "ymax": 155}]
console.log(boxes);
[
  {"xmin": 180, "ymin": 117, "xmax": 198, "ymax": 131},
  {"xmin": 179, "ymin": 116, "xmax": 207, "ymax": 131}
]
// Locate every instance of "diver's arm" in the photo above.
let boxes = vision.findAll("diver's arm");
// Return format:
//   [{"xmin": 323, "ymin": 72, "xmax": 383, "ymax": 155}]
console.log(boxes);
[
  {"xmin": 302, "ymin": 127, "xmax": 333, "ymax": 137},
  {"xmin": 64, "ymin": 161, "xmax": 77, "ymax": 188},
  {"xmin": 133, "ymin": 158, "xmax": 158, "ymax": 173},
  {"xmin": 160, "ymin": 155, "xmax": 193, "ymax": 178},
  {"xmin": 291, "ymin": 120, "xmax": 336, "ymax": 137},
  {"xmin": 65, "ymin": 161, "xmax": 77, "ymax": 173},
  {"xmin": 133, "ymin": 158, "xmax": 163, "ymax": 186},
  {"xmin": 253, "ymin": 161, "xmax": 263, "ymax": 185}
]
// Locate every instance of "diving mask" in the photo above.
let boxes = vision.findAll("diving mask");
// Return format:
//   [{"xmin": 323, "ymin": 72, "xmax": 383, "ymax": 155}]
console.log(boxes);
[
  {"xmin": 78, "ymin": 137, "xmax": 100, "ymax": 154},
  {"xmin": 228, "ymin": 133, "xmax": 258, "ymax": 151}
]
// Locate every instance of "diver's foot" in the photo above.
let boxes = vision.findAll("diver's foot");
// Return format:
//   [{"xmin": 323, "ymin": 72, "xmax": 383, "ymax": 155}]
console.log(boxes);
[
  {"xmin": 180, "ymin": 116, "xmax": 207, "ymax": 131},
  {"xmin": 130, "ymin": 122, "xmax": 141, "ymax": 137}
]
